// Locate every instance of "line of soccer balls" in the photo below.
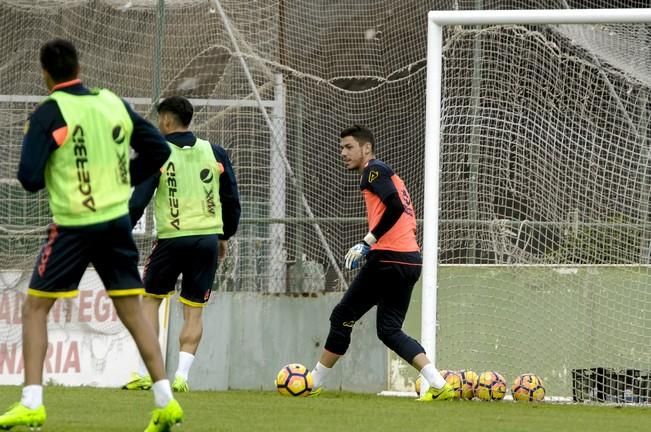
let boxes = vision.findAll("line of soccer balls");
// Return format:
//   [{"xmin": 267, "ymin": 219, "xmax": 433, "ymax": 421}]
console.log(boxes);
[
  {"xmin": 416, "ymin": 370, "xmax": 546, "ymax": 402},
  {"xmin": 275, "ymin": 363, "xmax": 546, "ymax": 402}
]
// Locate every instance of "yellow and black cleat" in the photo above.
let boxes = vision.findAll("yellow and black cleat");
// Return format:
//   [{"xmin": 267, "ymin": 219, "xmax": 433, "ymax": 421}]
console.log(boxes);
[
  {"xmin": 122, "ymin": 373, "xmax": 153, "ymax": 390},
  {"xmin": 417, "ymin": 382, "xmax": 456, "ymax": 402},
  {"xmin": 0, "ymin": 403, "xmax": 46, "ymax": 431},
  {"xmin": 144, "ymin": 399, "xmax": 183, "ymax": 432}
]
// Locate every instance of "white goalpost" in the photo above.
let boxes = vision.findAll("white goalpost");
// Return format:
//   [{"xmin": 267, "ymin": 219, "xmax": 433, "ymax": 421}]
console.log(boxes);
[{"xmin": 420, "ymin": 8, "xmax": 651, "ymax": 401}]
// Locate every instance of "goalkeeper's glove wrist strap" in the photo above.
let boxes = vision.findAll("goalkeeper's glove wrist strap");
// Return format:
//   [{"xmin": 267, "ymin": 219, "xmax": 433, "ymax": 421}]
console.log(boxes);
[{"xmin": 363, "ymin": 232, "xmax": 377, "ymax": 246}]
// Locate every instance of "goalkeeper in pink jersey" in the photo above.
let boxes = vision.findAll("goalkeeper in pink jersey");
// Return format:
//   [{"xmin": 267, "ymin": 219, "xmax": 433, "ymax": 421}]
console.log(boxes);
[{"xmin": 309, "ymin": 125, "xmax": 454, "ymax": 401}]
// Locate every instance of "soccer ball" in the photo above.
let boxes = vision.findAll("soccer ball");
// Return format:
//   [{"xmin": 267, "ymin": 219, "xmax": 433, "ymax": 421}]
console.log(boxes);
[
  {"xmin": 458, "ymin": 369, "xmax": 479, "ymax": 400},
  {"xmin": 476, "ymin": 371, "xmax": 507, "ymax": 401},
  {"xmin": 511, "ymin": 374, "xmax": 545, "ymax": 402},
  {"xmin": 276, "ymin": 363, "xmax": 313, "ymax": 397},
  {"xmin": 441, "ymin": 370, "xmax": 462, "ymax": 399}
]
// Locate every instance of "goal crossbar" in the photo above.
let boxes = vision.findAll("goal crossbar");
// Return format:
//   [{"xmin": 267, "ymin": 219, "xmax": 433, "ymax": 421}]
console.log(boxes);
[{"xmin": 422, "ymin": 8, "xmax": 651, "ymax": 363}]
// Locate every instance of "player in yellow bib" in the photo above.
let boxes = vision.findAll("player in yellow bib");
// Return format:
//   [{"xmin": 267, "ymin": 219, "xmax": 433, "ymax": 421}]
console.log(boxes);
[
  {"xmin": 0, "ymin": 39, "xmax": 183, "ymax": 431},
  {"xmin": 122, "ymin": 96, "xmax": 241, "ymax": 393}
]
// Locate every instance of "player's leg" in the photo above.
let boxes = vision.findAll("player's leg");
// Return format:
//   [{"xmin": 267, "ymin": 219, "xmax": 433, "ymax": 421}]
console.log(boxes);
[
  {"xmin": 0, "ymin": 296, "xmax": 54, "ymax": 429},
  {"xmin": 92, "ymin": 216, "xmax": 182, "ymax": 430},
  {"xmin": 109, "ymin": 296, "xmax": 183, "ymax": 431},
  {"xmin": 170, "ymin": 304, "xmax": 203, "ymax": 392},
  {"xmin": 141, "ymin": 238, "xmax": 181, "ymax": 337},
  {"xmin": 22, "ymin": 296, "xmax": 55, "ymax": 385},
  {"xmin": 374, "ymin": 252, "xmax": 452, "ymax": 401},
  {"xmin": 111, "ymin": 296, "xmax": 167, "ymax": 383},
  {"xmin": 123, "ymin": 239, "xmax": 177, "ymax": 390},
  {"xmin": 0, "ymin": 224, "xmax": 89, "ymax": 429},
  {"xmin": 310, "ymin": 259, "xmax": 379, "ymax": 393},
  {"xmin": 120, "ymin": 295, "xmax": 164, "ymax": 391},
  {"xmin": 374, "ymin": 257, "xmax": 428, "ymax": 366},
  {"xmin": 173, "ymin": 234, "xmax": 219, "ymax": 392},
  {"xmin": 142, "ymin": 296, "xmax": 164, "ymax": 335},
  {"xmin": 411, "ymin": 353, "xmax": 454, "ymax": 400}
]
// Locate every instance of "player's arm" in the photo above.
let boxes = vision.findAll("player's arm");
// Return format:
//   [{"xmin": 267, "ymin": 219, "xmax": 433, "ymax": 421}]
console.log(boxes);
[
  {"xmin": 128, "ymin": 173, "xmax": 159, "ymax": 228},
  {"xmin": 344, "ymin": 164, "xmax": 403, "ymax": 269},
  {"xmin": 364, "ymin": 169, "xmax": 404, "ymax": 243},
  {"xmin": 123, "ymin": 101, "xmax": 171, "ymax": 186},
  {"xmin": 212, "ymin": 144, "xmax": 241, "ymax": 240},
  {"xmin": 17, "ymin": 102, "xmax": 61, "ymax": 192}
]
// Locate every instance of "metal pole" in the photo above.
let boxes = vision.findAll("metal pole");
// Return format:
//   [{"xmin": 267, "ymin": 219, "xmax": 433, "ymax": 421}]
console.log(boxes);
[
  {"xmin": 466, "ymin": 0, "xmax": 484, "ymax": 264},
  {"xmin": 294, "ymin": 93, "xmax": 305, "ymax": 290},
  {"xmin": 269, "ymin": 74, "xmax": 287, "ymax": 292},
  {"xmin": 150, "ymin": 0, "xmax": 165, "ymax": 117},
  {"xmin": 144, "ymin": 0, "xmax": 166, "ymax": 243}
]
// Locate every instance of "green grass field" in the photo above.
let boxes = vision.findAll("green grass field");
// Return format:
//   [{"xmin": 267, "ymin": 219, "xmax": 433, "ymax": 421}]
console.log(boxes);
[{"xmin": 0, "ymin": 386, "xmax": 650, "ymax": 431}]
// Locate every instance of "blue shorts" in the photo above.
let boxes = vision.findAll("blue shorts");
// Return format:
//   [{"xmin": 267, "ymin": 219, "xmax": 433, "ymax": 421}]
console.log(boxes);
[
  {"xmin": 29, "ymin": 215, "xmax": 143, "ymax": 298},
  {"xmin": 142, "ymin": 234, "xmax": 219, "ymax": 307}
]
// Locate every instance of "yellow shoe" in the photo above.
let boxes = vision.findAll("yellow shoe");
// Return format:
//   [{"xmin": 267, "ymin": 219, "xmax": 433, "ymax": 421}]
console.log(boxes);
[
  {"xmin": 308, "ymin": 387, "xmax": 322, "ymax": 397},
  {"xmin": 417, "ymin": 383, "xmax": 456, "ymax": 402},
  {"xmin": 122, "ymin": 373, "xmax": 153, "ymax": 390},
  {"xmin": 144, "ymin": 399, "xmax": 183, "ymax": 432},
  {"xmin": 0, "ymin": 403, "xmax": 46, "ymax": 430},
  {"xmin": 171, "ymin": 376, "xmax": 189, "ymax": 393}
]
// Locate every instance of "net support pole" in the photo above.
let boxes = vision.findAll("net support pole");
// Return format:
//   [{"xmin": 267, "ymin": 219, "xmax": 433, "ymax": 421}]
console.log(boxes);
[
  {"xmin": 150, "ymin": 0, "xmax": 165, "ymax": 117},
  {"xmin": 466, "ymin": 0, "xmax": 483, "ymax": 264},
  {"xmin": 269, "ymin": 74, "xmax": 287, "ymax": 292},
  {"xmin": 422, "ymin": 7, "xmax": 651, "ymax": 365}
]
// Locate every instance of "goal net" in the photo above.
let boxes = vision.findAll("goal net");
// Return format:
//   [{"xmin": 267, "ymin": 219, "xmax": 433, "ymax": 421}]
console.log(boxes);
[
  {"xmin": 1, "ymin": 0, "xmax": 651, "ymax": 396},
  {"xmin": 0, "ymin": 0, "xmax": 366, "ymax": 297},
  {"xmin": 427, "ymin": 8, "xmax": 651, "ymax": 401}
]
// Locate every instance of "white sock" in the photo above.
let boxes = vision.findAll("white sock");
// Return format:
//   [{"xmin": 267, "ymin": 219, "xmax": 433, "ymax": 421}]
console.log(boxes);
[
  {"xmin": 175, "ymin": 351, "xmax": 195, "ymax": 381},
  {"xmin": 310, "ymin": 361, "xmax": 332, "ymax": 389},
  {"xmin": 151, "ymin": 379, "xmax": 173, "ymax": 408},
  {"xmin": 420, "ymin": 364, "xmax": 446, "ymax": 389},
  {"xmin": 416, "ymin": 374, "xmax": 430, "ymax": 397},
  {"xmin": 137, "ymin": 356, "xmax": 148, "ymax": 377},
  {"xmin": 21, "ymin": 385, "xmax": 43, "ymax": 410}
]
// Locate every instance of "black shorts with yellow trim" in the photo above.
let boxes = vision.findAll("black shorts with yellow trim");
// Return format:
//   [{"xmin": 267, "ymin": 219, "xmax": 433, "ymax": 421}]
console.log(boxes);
[
  {"xmin": 142, "ymin": 234, "xmax": 219, "ymax": 307},
  {"xmin": 29, "ymin": 215, "xmax": 144, "ymax": 298}
]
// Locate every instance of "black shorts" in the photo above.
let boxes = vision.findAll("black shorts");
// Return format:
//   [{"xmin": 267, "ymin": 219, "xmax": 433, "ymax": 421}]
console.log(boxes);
[
  {"xmin": 340, "ymin": 250, "xmax": 422, "ymax": 327},
  {"xmin": 142, "ymin": 234, "xmax": 219, "ymax": 307},
  {"xmin": 29, "ymin": 215, "xmax": 143, "ymax": 298}
]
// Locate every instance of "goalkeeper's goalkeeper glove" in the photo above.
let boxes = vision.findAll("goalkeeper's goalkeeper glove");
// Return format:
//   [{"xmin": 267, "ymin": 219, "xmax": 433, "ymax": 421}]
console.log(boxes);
[{"xmin": 344, "ymin": 233, "xmax": 377, "ymax": 270}]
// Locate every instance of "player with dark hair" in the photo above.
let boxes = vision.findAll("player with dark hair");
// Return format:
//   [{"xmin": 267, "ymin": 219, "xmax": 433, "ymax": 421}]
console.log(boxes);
[
  {"xmin": 0, "ymin": 38, "xmax": 183, "ymax": 431},
  {"xmin": 122, "ymin": 95, "xmax": 241, "ymax": 393},
  {"xmin": 309, "ymin": 125, "xmax": 454, "ymax": 401}
]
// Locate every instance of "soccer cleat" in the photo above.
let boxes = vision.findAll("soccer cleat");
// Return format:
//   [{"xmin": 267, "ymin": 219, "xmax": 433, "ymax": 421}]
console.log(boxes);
[
  {"xmin": 122, "ymin": 373, "xmax": 153, "ymax": 390},
  {"xmin": 417, "ymin": 382, "xmax": 456, "ymax": 402},
  {"xmin": 308, "ymin": 387, "xmax": 322, "ymax": 397},
  {"xmin": 171, "ymin": 375, "xmax": 189, "ymax": 393},
  {"xmin": 144, "ymin": 399, "xmax": 183, "ymax": 432},
  {"xmin": 0, "ymin": 403, "xmax": 46, "ymax": 430}
]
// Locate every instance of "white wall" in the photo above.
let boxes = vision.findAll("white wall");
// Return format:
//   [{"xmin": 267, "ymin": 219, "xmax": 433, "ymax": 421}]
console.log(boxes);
[{"xmin": 165, "ymin": 292, "xmax": 388, "ymax": 393}]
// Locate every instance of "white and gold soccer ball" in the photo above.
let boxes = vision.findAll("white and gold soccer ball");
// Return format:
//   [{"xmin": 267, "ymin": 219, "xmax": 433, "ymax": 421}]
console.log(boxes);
[
  {"xmin": 476, "ymin": 371, "xmax": 507, "ymax": 401},
  {"xmin": 275, "ymin": 363, "xmax": 313, "ymax": 397},
  {"xmin": 511, "ymin": 373, "xmax": 545, "ymax": 402},
  {"xmin": 458, "ymin": 369, "xmax": 479, "ymax": 400}
]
